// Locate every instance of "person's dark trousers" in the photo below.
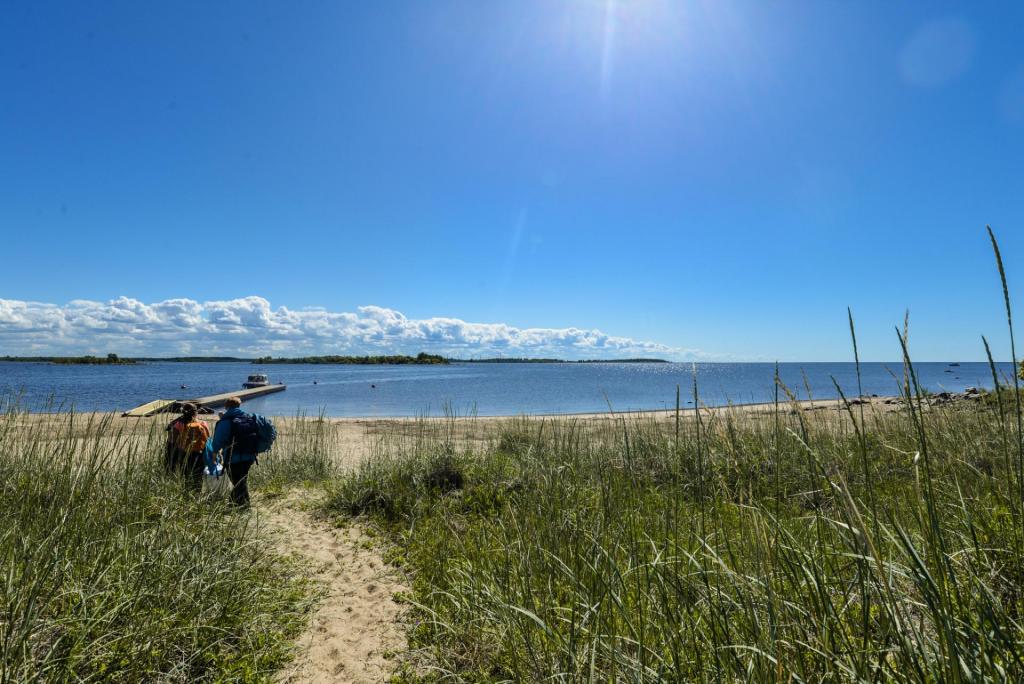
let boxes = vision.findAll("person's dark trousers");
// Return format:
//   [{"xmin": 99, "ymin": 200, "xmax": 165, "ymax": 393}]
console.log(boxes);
[
  {"xmin": 184, "ymin": 451, "xmax": 205, "ymax": 493},
  {"xmin": 227, "ymin": 459, "xmax": 254, "ymax": 506}
]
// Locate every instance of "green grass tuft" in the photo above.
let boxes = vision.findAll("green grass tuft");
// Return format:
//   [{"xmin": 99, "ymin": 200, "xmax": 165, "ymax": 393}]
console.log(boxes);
[{"xmin": 0, "ymin": 408, "xmax": 314, "ymax": 682}]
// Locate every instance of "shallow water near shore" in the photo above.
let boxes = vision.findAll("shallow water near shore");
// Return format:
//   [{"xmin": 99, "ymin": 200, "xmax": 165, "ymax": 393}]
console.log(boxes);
[{"xmin": 0, "ymin": 360, "xmax": 1013, "ymax": 417}]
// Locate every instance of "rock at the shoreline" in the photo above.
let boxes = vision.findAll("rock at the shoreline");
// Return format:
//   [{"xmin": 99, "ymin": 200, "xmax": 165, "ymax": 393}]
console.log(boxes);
[{"xmin": 875, "ymin": 389, "xmax": 989, "ymax": 408}]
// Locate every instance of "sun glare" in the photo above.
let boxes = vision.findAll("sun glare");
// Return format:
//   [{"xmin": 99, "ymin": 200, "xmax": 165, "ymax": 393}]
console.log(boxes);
[{"xmin": 555, "ymin": 0, "xmax": 699, "ymax": 99}]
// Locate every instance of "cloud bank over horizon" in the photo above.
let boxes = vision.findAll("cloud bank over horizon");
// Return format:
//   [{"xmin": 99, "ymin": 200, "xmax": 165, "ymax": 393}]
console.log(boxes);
[{"xmin": 0, "ymin": 296, "xmax": 701, "ymax": 360}]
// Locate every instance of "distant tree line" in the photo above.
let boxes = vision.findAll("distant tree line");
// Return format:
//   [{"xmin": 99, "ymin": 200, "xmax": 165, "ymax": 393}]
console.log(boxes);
[
  {"xmin": 253, "ymin": 352, "xmax": 448, "ymax": 365},
  {"xmin": 2, "ymin": 354, "xmax": 137, "ymax": 365},
  {"xmin": 2, "ymin": 353, "xmax": 668, "ymax": 366},
  {"xmin": 133, "ymin": 356, "xmax": 251, "ymax": 363}
]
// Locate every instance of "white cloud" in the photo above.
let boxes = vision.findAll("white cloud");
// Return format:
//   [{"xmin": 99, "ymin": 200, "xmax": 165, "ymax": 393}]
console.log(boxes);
[{"xmin": 0, "ymin": 296, "xmax": 706, "ymax": 360}]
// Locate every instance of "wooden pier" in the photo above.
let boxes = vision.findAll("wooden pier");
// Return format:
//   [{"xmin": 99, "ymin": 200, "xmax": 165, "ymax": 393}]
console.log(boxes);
[
  {"xmin": 122, "ymin": 383, "xmax": 286, "ymax": 417},
  {"xmin": 122, "ymin": 399, "xmax": 175, "ymax": 418},
  {"xmin": 191, "ymin": 384, "xmax": 287, "ymax": 408}
]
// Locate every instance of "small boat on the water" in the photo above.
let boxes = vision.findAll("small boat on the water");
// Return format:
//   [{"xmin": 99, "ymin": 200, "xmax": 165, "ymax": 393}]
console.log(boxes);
[
  {"xmin": 243, "ymin": 373, "xmax": 270, "ymax": 389},
  {"xmin": 949, "ymin": 363, "xmax": 961, "ymax": 367}
]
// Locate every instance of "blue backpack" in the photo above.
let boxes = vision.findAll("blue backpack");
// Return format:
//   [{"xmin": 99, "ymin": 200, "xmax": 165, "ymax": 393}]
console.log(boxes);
[
  {"xmin": 252, "ymin": 414, "xmax": 277, "ymax": 454},
  {"xmin": 230, "ymin": 413, "xmax": 277, "ymax": 456}
]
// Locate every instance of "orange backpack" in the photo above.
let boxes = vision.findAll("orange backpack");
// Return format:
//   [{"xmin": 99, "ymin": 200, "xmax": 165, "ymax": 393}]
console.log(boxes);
[{"xmin": 174, "ymin": 420, "xmax": 209, "ymax": 454}]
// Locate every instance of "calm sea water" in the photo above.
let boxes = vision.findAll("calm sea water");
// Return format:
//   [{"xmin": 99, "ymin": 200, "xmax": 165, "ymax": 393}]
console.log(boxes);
[{"xmin": 0, "ymin": 361, "xmax": 1013, "ymax": 417}]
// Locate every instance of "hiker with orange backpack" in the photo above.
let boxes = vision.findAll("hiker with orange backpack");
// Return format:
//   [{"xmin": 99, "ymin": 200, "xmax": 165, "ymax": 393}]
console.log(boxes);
[{"xmin": 164, "ymin": 402, "xmax": 214, "ymax": 492}]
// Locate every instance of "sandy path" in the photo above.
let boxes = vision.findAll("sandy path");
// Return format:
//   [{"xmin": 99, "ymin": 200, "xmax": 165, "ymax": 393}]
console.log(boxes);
[{"xmin": 261, "ymin": 491, "xmax": 408, "ymax": 683}]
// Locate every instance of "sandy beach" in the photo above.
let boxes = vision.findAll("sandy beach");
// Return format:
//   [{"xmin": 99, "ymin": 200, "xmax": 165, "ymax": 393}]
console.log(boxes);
[{"xmin": 5, "ymin": 395, "xmax": 904, "ymax": 469}]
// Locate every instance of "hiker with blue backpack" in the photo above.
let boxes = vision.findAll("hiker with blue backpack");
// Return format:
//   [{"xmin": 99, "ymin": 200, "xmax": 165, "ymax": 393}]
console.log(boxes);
[{"xmin": 210, "ymin": 396, "xmax": 276, "ymax": 506}]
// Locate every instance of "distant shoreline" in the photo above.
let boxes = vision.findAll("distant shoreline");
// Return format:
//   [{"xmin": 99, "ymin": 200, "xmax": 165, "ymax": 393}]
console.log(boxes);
[
  {"xmin": 0, "ymin": 355, "xmax": 137, "ymax": 366},
  {"xmin": 1, "ymin": 357, "xmax": 996, "ymax": 365},
  {"xmin": 1, "ymin": 354, "xmax": 672, "ymax": 365}
]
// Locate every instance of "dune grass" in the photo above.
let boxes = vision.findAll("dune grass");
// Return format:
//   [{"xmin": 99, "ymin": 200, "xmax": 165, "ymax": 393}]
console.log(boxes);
[
  {"xmin": 0, "ymin": 404, "xmax": 316, "ymax": 682},
  {"xmin": 250, "ymin": 411, "xmax": 338, "ymax": 492},
  {"xmin": 326, "ymin": 388, "xmax": 1024, "ymax": 682}
]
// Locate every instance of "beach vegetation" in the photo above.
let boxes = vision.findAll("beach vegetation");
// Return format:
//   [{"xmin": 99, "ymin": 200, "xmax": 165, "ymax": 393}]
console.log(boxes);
[
  {"xmin": 326, "ymin": 384, "xmax": 1024, "ymax": 681},
  {"xmin": 0, "ymin": 405, "xmax": 314, "ymax": 681}
]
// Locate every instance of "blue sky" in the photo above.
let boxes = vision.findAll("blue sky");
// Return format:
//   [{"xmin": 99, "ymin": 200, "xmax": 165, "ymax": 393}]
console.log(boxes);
[{"xmin": 2, "ymin": 1, "xmax": 1023, "ymax": 360}]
